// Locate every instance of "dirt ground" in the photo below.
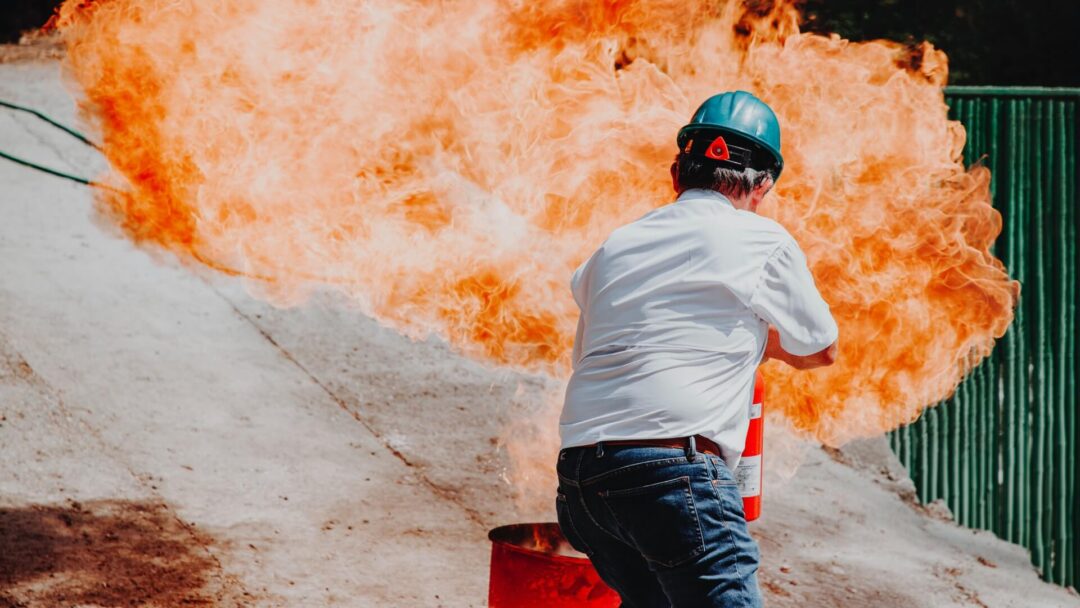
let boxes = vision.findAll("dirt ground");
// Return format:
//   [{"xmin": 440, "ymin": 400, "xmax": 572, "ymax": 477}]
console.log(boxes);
[{"xmin": 1, "ymin": 51, "xmax": 1078, "ymax": 607}]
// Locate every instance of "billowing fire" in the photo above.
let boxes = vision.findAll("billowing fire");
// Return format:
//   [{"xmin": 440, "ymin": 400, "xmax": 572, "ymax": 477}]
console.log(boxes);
[{"xmin": 54, "ymin": 1, "xmax": 1016, "ymax": 449}]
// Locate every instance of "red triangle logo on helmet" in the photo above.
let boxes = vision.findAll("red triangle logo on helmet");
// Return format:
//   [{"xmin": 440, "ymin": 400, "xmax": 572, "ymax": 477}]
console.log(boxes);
[{"xmin": 704, "ymin": 135, "xmax": 730, "ymax": 161}]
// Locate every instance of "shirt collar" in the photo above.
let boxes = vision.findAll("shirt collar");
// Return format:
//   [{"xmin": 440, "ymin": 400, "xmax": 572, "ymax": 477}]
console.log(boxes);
[{"xmin": 676, "ymin": 188, "xmax": 735, "ymax": 209}]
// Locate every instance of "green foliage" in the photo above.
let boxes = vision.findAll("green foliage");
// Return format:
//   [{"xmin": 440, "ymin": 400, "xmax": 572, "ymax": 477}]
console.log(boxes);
[
  {"xmin": 799, "ymin": 0, "xmax": 1080, "ymax": 86},
  {"xmin": 3, "ymin": 1, "xmax": 1076, "ymax": 85},
  {"xmin": 1, "ymin": 1, "xmax": 57, "ymax": 44}
]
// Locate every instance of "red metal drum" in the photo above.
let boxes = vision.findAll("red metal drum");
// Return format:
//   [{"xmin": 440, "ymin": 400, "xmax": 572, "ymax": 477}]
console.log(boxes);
[{"xmin": 487, "ymin": 523, "xmax": 619, "ymax": 608}]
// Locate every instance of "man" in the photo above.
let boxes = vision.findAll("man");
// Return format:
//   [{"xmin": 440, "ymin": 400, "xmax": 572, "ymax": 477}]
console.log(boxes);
[{"xmin": 555, "ymin": 91, "xmax": 839, "ymax": 607}]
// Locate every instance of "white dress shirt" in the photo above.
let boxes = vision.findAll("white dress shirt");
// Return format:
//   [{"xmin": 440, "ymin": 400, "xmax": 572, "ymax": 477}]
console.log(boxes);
[{"xmin": 559, "ymin": 189, "xmax": 838, "ymax": 468}]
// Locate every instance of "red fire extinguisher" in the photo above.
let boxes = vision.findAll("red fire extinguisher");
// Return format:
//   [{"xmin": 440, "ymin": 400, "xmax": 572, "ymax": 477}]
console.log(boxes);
[{"xmin": 735, "ymin": 370, "xmax": 764, "ymax": 521}]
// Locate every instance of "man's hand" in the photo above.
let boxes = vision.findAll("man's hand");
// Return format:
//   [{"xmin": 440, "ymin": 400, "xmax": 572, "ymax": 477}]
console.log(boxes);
[{"xmin": 764, "ymin": 326, "xmax": 837, "ymax": 370}]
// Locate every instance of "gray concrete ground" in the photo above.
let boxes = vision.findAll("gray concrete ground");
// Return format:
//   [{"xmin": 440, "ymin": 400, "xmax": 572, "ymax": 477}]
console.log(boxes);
[{"xmin": 2, "ymin": 56, "xmax": 1078, "ymax": 607}]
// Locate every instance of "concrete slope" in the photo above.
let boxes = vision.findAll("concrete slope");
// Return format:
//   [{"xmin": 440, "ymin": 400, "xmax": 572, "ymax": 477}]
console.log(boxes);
[
  {"xmin": 1, "ymin": 58, "xmax": 1077, "ymax": 608},
  {"xmin": 1, "ymin": 61, "xmax": 488, "ymax": 608}
]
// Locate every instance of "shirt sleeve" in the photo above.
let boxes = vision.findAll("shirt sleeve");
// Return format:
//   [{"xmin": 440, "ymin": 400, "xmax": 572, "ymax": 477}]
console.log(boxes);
[{"xmin": 748, "ymin": 239, "xmax": 838, "ymax": 356}]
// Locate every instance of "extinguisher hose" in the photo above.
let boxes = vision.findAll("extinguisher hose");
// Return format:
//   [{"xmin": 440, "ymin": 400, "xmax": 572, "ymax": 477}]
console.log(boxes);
[{"xmin": 0, "ymin": 98, "xmax": 110, "ymax": 189}]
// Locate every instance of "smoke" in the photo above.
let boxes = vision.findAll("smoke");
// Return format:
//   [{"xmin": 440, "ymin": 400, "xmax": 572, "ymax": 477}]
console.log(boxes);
[
  {"xmin": 501, "ymin": 384, "xmax": 565, "ymax": 517},
  {"xmin": 56, "ymin": 0, "xmax": 1016, "ymax": 455}
]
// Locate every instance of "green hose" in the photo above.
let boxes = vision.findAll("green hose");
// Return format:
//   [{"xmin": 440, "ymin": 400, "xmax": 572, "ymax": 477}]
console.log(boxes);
[
  {"xmin": 0, "ymin": 98, "xmax": 105, "ymax": 188},
  {"xmin": 0, "ymin": 149, "xmax": 100, "ymax": 187},
  {"xmin": 0, "ymin": 99, "xmax": 98, "ymax": 149}
]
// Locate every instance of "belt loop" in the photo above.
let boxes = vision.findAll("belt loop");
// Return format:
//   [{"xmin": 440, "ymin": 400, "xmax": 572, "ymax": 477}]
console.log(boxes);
[
  {"xmin": 595, "ymin": 442, "xmax": 605, "ymax": 459},
  {"xmin": 686, "ymin": 435, "xmax": 697, "ymax": 461}
]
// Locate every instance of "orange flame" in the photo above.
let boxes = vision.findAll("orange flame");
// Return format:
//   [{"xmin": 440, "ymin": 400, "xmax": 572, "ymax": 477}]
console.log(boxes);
[{"xmin": 56, "ymin": 0, "xmax": 1017, "ymax": 446}]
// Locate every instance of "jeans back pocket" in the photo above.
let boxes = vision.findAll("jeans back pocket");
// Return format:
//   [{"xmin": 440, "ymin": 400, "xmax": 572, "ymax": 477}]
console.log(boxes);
[{"xmin": 599, "ymin": 476, "xmax": 706, "ymax": 567}]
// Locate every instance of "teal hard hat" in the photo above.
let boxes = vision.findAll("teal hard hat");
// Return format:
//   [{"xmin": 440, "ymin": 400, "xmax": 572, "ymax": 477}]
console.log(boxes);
[{"xmin": 677, "ymin": 91, "xmax": 784, "ymax": 180}]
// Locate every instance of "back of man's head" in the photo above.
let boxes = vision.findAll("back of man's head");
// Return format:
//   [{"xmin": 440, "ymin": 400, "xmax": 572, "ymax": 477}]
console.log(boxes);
[
  {"xmin": 674, "ymin": 155, "xmax": 773, "ymax": 200},
  {"xmin": 675, "ymin": 91, "xmax": 784, "ymax": 203}
]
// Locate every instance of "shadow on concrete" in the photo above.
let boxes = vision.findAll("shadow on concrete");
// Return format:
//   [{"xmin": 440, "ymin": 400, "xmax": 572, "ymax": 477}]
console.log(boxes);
[{"xmin": 0, "ymin": 499, "xmax": 221, "ymax": 607}]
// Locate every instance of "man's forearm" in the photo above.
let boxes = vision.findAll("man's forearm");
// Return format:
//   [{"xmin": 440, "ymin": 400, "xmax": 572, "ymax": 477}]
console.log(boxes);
[{"xmin": 764, "ymin": 326, "xmax": 837, "ymax": 370}]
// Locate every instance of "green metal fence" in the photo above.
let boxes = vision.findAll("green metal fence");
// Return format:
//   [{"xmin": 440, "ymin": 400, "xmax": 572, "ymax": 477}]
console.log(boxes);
[{"xmin": 889, "ymin": 87, "xmax": 1080, "ymax": 588}]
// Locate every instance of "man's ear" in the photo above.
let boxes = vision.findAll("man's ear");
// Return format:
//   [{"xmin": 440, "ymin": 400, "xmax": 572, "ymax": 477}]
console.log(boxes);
[
  {"xmin": 670, "ymin": 159, "xmax": 680, "ymax": 194},
  {"xmin": 751, "ymin": 176, "xmax": 774, "ymax": 202}
]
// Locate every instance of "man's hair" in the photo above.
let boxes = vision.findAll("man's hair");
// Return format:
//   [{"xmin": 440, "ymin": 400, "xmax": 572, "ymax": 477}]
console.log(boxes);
[{"xmin": 675, "ymin": 154, "xmax": 773, "ymax": 200}]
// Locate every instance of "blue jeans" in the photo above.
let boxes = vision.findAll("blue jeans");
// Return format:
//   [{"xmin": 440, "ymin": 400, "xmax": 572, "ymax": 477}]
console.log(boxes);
[{"xmin": 555, "ymin": 442, "xmax": 762, "ymax": 608}]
